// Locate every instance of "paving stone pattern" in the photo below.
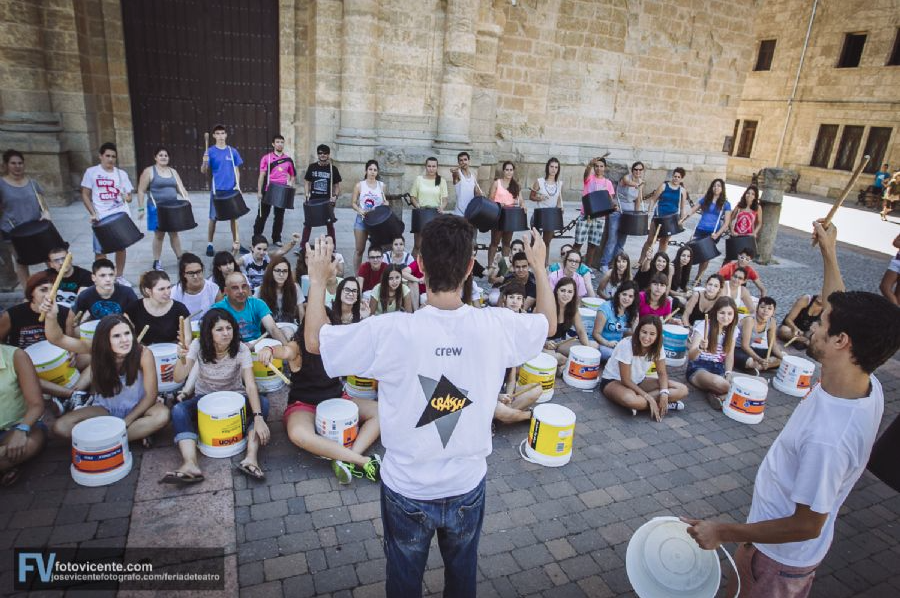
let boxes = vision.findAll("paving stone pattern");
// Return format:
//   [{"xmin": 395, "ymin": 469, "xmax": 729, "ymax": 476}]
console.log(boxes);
[{"xmin": 2, "ymin": 196, "xmax": 898, "ymax": 597}]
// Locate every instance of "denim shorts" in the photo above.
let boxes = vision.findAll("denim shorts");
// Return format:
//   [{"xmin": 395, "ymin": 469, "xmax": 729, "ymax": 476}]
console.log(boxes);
[
  {"xmin": 92, "ymin": 392, "xmax": 143, "ymax": 419},
  {"xmin": 354, "ymin": 214, "xmax": 366, "ymax": 231},
  {"xmin": 686, "ymin": 359, "xmax": 726, "ymax": 381}
]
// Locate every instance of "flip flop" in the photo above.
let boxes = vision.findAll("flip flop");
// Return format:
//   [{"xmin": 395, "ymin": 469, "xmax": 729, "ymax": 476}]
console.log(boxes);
[
  {"xmin": 235, "ymin": 462, "xmax": 265, "ymax": 480},
  {"xmin": 0, "ymin": 468, "xmax": 21, "ymax": 487},
  {"xmin": 158, "ymin": 471, "xmax": 205, "ymax": 485}
]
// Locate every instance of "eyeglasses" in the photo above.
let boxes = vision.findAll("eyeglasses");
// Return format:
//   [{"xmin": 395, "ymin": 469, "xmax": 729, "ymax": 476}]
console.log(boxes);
[
  {"xmin": 342, "ymin": 288, "xmax": 359, "ymax": 295},
  {"xmin": 368, "ymin": 255, "xmax": 381, "ymax": 260},
  {"xmin": 566, "ymin": 258, "xmax": 581, "ymax": 264},
  {"xmin": 632, "ymin": 167, "xmax": 644, "ymax": 172},
  {"xmin": 184, "ymin": 269, "xmax": 203, "ymax": 277},
  {"xmin": 273, "ymin": 268, "xmax": 289, "ymax": 274}
]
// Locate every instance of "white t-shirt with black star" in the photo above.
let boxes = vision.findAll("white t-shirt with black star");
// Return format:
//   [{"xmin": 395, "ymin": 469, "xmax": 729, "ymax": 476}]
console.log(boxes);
[{"xmin": 320, "ymin": 304, "xmax": 548, "ymax": 500}]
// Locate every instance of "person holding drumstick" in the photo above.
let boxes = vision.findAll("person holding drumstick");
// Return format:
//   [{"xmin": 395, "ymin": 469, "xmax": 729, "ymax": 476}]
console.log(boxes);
[
  {"xmin": 1, "ymin": 150, "xmax": 51, "ymax": 289},
  {"xmin": 409, "ymin": 157, "xmax": 448, "ymax": 256},
  {"xmin": 300, "ymin": 144, "xmax": 341, "ymax": 247},
  {"xmin": 529, "ymin": 157, "xmax": 564, "ymax": 261},
  {"xmin": 136, "ymin": 146, "xmax": 192, "ymax": 272},
  {"xmin": 598, "ymin": 161, "xmax": 645, "ymax": 274},
  {"xmin": 575, "ymin": 157, "xmax": 615, "ymax": 268},
  {"xmin": 450, "ymin": 151, "xmax": 482, "ymax": 218},
  {"xmin": 350, "ymin": 160, "xmax": 386, "ymax": 273},
  {"xmin": 201, "ymin": 124, "xmax": 246, "ymax": 257},
  {"xmin": 680, "ymin": 178, "xmax": 732, "ymax": 283},
  {"xmin": 643, "ymin": 167, "xmax": 689, "ymax": 256},
  {"xmin": 487, "ymin": 161, "xmax": 523, "ymax": 267},
  {"xmin": 253, "ymin": 134, "xmax": 296, "ymax": 247}
]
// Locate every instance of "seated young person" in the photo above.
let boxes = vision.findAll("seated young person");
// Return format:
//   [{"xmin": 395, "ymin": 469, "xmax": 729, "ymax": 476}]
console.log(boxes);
[
  {"xmin": 681, "ymin": 274, "xmax": 724, "ymax": 326},
  {"xmin": 357, "ymin": 245, "xmax": 386, "ymax": 293},
  {"xmin": 125, "ymin": 270, "xmax": 190, "ymax": 345},
  {"xmin": 593, "ymin": 280, "xmax": 639, "ymax": 361},
  {"xmin": 168, "ymin": 308, "xmax": 270, "ymax": 483},
  {"xmin": 735, "ymin": 296, "xmax": 782, "ymax": 372},
  {"xmin": 68, "ymin": 258, "xmax": 138, "ymax": 329},
  {"xmin": 718, "ymin": 247, "xmax": 766, "ymax": 296},
  {"xmin": 210, "ymin": 271, "xmax": 289, "ymax": 344},
  {"xmin": 43, "ymin": 306, "xmax": 169, "ymax": 445},
  {"xmin": 369, "ymin": 264, "xmax": 413, "ymax": 314},
  {"xmin": 500, "ymin": 252, "xmax": 537, "ymax": 311},
  {"xmin": 638, "ymin": 272, "xmax": 673, "ymax": 319},
  {"xmin": 0, "ymin": 343, "xmax": 46, "ymax": 487},
  {"xmin": 597, "ymin": 252, "xmax": 632, "ymax": 300},
  {"xmin": 722, "ymin": 267, "xmax": 755, "ymax": 315},
  {"xmin": 494, "ymin": 283, "xmax": 542, "ymax": 425},
  {"xmin": 544, "ymin": 277, "xmax": 599, "ymax": 372},
  {"xmin": 777, "ymin": 292, "xmax": 823, "ymax": 349},
  {"xmin": 486, "ymin": 238, "xmax": 525, "ymax": 286},
  {"xmin": 599, "ymin": 315, "xmax": 688, "ymax": 420},
  {"xmin": 685, "ymin": 296, "xmax": 738, "ymax": 410},
  {"xmin": 548, "ymin": 250, "xmax": 595, "ymax": 298},
  {"xmin": 172, "ymin": 253, "xmax": 220, "ymax": 322},
  {"xmin": 254, "ymin": 256, "xmax": 305, "ymax": 323},
  {"xmin": 241, "ymin": 233, "xmax": 298, "ymax": 291},
  {"xmin": 44, "ymin": 246, "xmax": 93, "ymax": 307}
]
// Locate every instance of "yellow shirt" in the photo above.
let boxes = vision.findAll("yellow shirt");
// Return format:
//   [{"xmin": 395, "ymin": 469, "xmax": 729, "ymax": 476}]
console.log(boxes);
[
  {"xmin": 0, "ymin": 344, "xmax": 26, "ymax": 430},
  {"xmin": 410, "ymin": 176, "xmax": 448, "ymax": 208}
]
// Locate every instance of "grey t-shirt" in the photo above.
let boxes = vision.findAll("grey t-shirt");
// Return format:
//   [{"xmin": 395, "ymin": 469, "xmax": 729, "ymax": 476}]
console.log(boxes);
[{"xmin": 0, "ymin": 178, "xmax": 43, "ymax": 233}]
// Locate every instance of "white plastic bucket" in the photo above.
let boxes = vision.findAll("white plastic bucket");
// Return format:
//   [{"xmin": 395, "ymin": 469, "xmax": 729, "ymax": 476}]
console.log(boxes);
[
  {"xmin": 518, "ymin": 353, "xmax": 557, "ymax": 403},
  {"xmin": 71, "ymin": 416, "xmax": 132, "ymax": 487},
  {"xmin": 198, "ymin": 391, "xmax": 247, "ymax": 458},
  {"xmin": 724, "ymin": 375, "xmax": 768, "ymax": 424},
  {"xmin": 251, "ymin": 339, "xmax": 284, "ymax": 393},
  {"xmin": 277, "ymin": 322, "xmax": 298, "ymax": 342},
  {"xmin": 79, "ymin": 319, "xmax": 99, "ymax": 341},
  {"xmin": 519, "ymin": 403, "xmax": 576, "ymax": 467},
  {"xmin": 344, "ymin": 375, "xmax": 378, "ymax": 400},
  {"xmin": 149, "ymin": 343, "xmax": 182, "ymax": 393},
  {"xmin": 563, "ymin": 345, "xmax": 601, "ymax": 390},
  {"xmin": 581, "ymin": 296, "xmax": 604, "ymax": 311},
  {"xmin": 488, "ymin": 288, "xmax": 500, "ymax": 306},
  {"xmin": 626, "ymin": 516, "xmax": 724, "ymax": 598},
  {"xmin": 25, "ymin": 341, "xmax": 78, "ymax": 388},
  {"xmin": 579, "ymin": 307, "xmax": 597, "ymax": 338},
  {"xmin": 773, "ymin": 355, "xmax": 815, "ymax": 398},
  {"xmin": 420, "ymin": 292, "xmax": 428, "ymax": 307},
  {"xmin": 662, "ymin": 324, "xmax": 689, "ymax": 367},
  {"xmin": 191, "ymin": 319, "xmax": 201, "ymax": 339},
  {"xmin": 315, "ymin": 398, "xmax": 359, "ymax": 448}
]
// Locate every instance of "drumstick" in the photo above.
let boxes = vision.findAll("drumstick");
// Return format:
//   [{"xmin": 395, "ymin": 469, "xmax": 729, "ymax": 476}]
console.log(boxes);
[
  {"xmin": 765, "ymin": 326, "xmax": 776, "ymax": 360},
  {"xmin": 136, "ymin": 325, "xmax": 150, "ymax": 343},
  {"xmin": 73, "ymin": 311, "xmax": 84, "ymax": 327},
  {"xmin": 39, "ymin": 253, "xmax": 73, "ymax": 322},
  {"xmin": 703, "ymin": 313, "xmax": 709, "ymax": 340},
  {"xmin": 785, "ymin": 335, "xmax": 801, "ymax": 347},
  {"xmin": 187, "ymin": 310, "xmax": 202, "ymax": 320},
  {"xmin": 649, "ymin": 224, "xmax": 661, "ymax": 250},
  {"xmin": 267, "ymin": 363, "xmax": 291, "ymax": 386},
  {"xmin": 511, "ymin": 382, "xmax": 540, "ymax": 398},
  {"xmin": 248, "ymin": 332, "xmax": 269, "ymax": 349},
  {"xmin": 204, "ymin": 132, "xmax": 209, "ymax": 152},
  {"xmin": 813, "ymin": 154, "xmax": 869, "ymax": 247},
  {"xmin": 178, "ymin": 316, "xmax": 185, "ymax": 349},
  {"xmin": 664, "ymin": 309, "xmax": 680, "ymax": 323}
]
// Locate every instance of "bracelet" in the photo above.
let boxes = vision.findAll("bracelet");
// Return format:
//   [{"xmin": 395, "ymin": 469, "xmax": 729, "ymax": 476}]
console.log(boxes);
[
  {"xmin": 659, "ymin": 389, "xmax": 670, "ymax": 395},
  {"xmin": 14, "ymin": 423, "xmax": 31, "ymax": 433},
  {"xmin": 253, "ymin": 412, "xmax": 263, "ymax": 418}
]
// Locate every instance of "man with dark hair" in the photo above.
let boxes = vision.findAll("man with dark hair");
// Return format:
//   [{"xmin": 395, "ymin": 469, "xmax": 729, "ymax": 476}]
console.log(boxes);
[
  {"xmin": 304, "ymin": 217, "xmax": 556, "ymax": 597},
  {"xmin": 300, "ymin": 144, "xmax": 340, "ymax": 246},
  {"xmin": 735, "ymin": 296, "xmax": 782, "ymax": 371},
  {"xmin": 684, "ymin": 221, "xmax": 900, "ymax": 598},
  {"xmin": 44, "ymin": 247, "xmax": 92, "ymax": 307},
  {"xmin": 253, "ymin": 134, "xmax": 295, "ymax": 246},
  {"xmin": 201, "ymin": 124, "xmax": 246, "ymax": 256},
  {"xmin": 69, "ymin": 258, "xmax": 137, "ymax": 325},
  {"xmin": 718, "ymin": 247, "xmax": 766, "ymax": 296},
  {"xmin": 356, "ymin": 245, "xmax": 385, "ymax": 292},
  {"xmin": 80, "ymin": 142, "xmax": 135, "ymax": 285},
  {"xmin": 450, "ymin": 151, "xmax": 482, "ymax": 217},
  {"xmin": 502, "ymin": 251, "xmax": 537, "ymax": 312}
]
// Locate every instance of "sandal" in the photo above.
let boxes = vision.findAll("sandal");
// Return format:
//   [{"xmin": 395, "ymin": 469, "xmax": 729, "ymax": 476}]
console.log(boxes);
[
  {"xmin": 0, "ymin": 468, "xmax": 21, "ymax": 487},
  {"xmin": 159, "ymin": 471, "xmax": 205, "ymax": 485},
  {"xmin": 235, "ymin": 462, "xmax": 265, "ymax": 480},
  {"xmin": 141, "ymin": 435, "xmax": 154, "ymax": 449}
]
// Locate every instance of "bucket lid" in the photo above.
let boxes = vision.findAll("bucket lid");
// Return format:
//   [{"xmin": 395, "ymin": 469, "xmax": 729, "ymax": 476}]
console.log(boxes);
[
  {"xmin": 316, "ymin": 398, "xmax": 359, "ymax": 419},
  {"xmin": 581, "ymin": 297, "xmax": 604, "ymax": 308},
  {"xmin": 72, "ymin": 415, "xmax": 126, "ymax": 446},
  {"xmin": 569, "ymin": 344, "xmax": 601, "ymax": 359},
  {"xmin": 253, "ymin": 338, "xmax": 283, "ymax": 354},
  {"xmin": 198, "ymin": 391, "xmax": 245, "ymax": 414},
  {"xmin": 578, "ymin": 307, "xmax": 596, "ymax": 318},
  {"xmin": 533, "ymin": 403, "xmax": 576, "ymax": 426},
  {"xmin": 732, "ymin": 376, "xmax": 767, "ymax": 394},
  {"xmin": 626, "ymin": 516, "xmax": 721, "ymax": 598},
  {"xmin": 526, "ymin": 352, "xmax": 558, "ymax": 370},
  {"xmin": 79, "ymin": 319, "xmax": 100, "ymax": 331},
  {"xmin": 25, "ymin": 340, "xmax": 65, "ymax": 362},
  {"xmin": 663, "ymin": 324, "xmax": 689, "ymax": 334},
  {"xmin": 783, "ymin": 355, "xmax": 814, "ymax": 368},
  {"xmin": 149, "ymin": 343, "xmax": 178, "ymax": 356}
]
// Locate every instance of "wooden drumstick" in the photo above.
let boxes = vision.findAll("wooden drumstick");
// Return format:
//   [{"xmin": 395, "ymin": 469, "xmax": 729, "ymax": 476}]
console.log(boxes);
[
  {"xmin": 204, "ymin": 132, "xmax": 209, "ymax": 152},
  {"xmin": 136, "ymin": 325, "xmax": 150, "ymax": 343},
  {"xmin": 813, "ymin": 154, "xmax": 869, "ymax": 246},
  {"xmin": 73, "ymin": 310, "xmax": 84, "ymax": 327},
  {"xmin": 703, "ymin": 313, "xmax": 709, "ymax": 340},
  {"xmin": 511, "ymin": 382, "xmax": 540, "ymax": 398},
  {"xmin": 650, "ymin": 224, "xmax": 661, "ymax": 250},
  {"xmin": 267, "ymin": 364, "xmax": 291, "ymax": 386},
  {"xmin": 664, "ymin": 309, "xmax": 680, "ymax": 323},
  {"xmin": 39, "ymin": 253, "xmax": 73, "ymax": 322},
  {"xmin": 785, "ymin": 335, "xmax": 800, "ymax": 347},
  {"xmin": 248, "ymin": 332, "xmax": 269, "ymax": 349},
  {"xmin": 765, "ymin": 326, "xmax": 776, "ymax": 361},
  {"xmin": 178, "ymin": 316, "xmax": 185, "ymax": 349}
]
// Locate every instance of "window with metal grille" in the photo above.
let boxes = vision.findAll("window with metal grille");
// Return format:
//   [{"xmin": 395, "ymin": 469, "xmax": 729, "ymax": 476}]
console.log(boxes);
[
  {"xmin": 833, "ymin": 126, "xmax": 864, "ymax": 170},
  {"xmin": 862, "ymin": 127, "xmax": 892, "ymax": 173},
  {"xmin": 837, "ymin": 33, "xmax": 866, "ymax": 68},
  {"xmin": 754, "ymin": 40, "xmax": 776, "ymax": 71},
  {"xmin": 735, "ymin": 121, "xmax": 757, "ymax": 158},
  {"xmin": 810, "ymin": 125, "xmax": 838, "ymax": 168}
]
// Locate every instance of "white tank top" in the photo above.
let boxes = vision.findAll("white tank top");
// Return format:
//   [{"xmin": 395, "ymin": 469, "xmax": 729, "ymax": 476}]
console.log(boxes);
[
  {"xmin": 358, "ymin": 179, "xmax": 385, "ymax": 211},
  {"xmin": 453, "ymin": 171, "xmax": 477, "ymax": 216},
  {"xmin": 533, "ymin": 178, "xmax": 562, "ymax": 209}
]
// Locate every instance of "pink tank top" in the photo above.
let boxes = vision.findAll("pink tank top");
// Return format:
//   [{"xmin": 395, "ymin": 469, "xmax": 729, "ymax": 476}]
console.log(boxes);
[
  {"xmin": 493, "ymin": 181, "xmax": 516, "ymax": 206},
  {"xmin": 732, "ymin": 210, "xmax": 756, "ymax": 236}
]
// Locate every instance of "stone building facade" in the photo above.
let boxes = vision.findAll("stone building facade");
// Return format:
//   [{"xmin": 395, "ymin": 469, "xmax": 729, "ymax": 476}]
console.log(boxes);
[
  {"xmin": 727, "ymin": 0, "xmax": 900, "ymax": 198},
  {"xmin": 0, "ymin": 0, "xmax": 763, "ymax": 207}
]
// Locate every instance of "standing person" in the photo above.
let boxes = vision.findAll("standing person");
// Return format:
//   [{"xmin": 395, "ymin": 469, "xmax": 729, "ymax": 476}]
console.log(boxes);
[
  {"xmin": 301, "ymin": 144, "xmax": 340, "ymax": 246},
  {"xmin": 450, "ymin": 151, "xmax": 482, "ymax": 218},
  {"xmin": 529, "ymin": 157, "xmax": 564, "ymax": 260},
  {"xmin": 201, "ymin": 124, "xmax": 245, "ymax": 257},
  {"xmin": 125, "ymin": 271, "xmax": 190, "ymax": 346},
  {"xmin": 486, "ymin": 161, "xmax": 523, "ymax": 267},
  {"xmin": 684, "ymin": 221, "xmax": 900, "ymax": 598},
  {"xmin": 598, "ymin": 161, "xmax": 645, "ymax": 271},
  {"xmin": 731, "ymin": 185, "xmax": 762, "ymax": 239},
  {"xmin": 303, "ymin": 219, "xmax": 555, "ymax": 598},
  {"xmin": 881, "ymin": 170, "xmax": 900, "ymax": 221},
  {"xmin": 644, "ymin": 167, "xmax": 688, "ymax": 256},
  {"xmin": 172, "ymin": 253, "xmax": 220, "ymax": 321},
  {"xmin": 44, "ymin": 247, "xmax": 93, "ymax": 308},
  {"xmin": 80, "ymin": 142, "xmax": 135, "ymax": 285},
  {"xmin": 1, "ymin": 150, "xmax": 51, "ymax": 289},
  {"xmin": 878, "ymin": 232, "xmax": 900, "ymax": 305},
  {"xmin": 136, "ymin": 146, "xmax": 192, "ymax": 271},
  {"xmin": 681, "ymin": 178, "xmax": 732, "ymax": 284},
  {"xmin": 409, "ymin": 157, "xmax": 449, "ymax": 255},
  {"xmin": 253, "ymin": 134, "xmax": 296, "ymax": 246},
  {"xmin": 872, "ymin": 163, "xmax": 890, "ymax": 204},
  {"xmin": 350, "ymin": 160, "xmax": 386, "ymax": 272},
  {"xmin": 576, "ymin": 157, "xmax": 615, "ymax": 268}
]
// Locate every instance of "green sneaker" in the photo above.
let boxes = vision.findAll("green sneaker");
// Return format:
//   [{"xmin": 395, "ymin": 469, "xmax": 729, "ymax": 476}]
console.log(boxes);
[
  {"xmin": 361, "ymin": 455, "xmax": 381, "ymax": 483},
  {"xmin": 332, "ymin": 460, "xmax": 353, "ymax": 485}
]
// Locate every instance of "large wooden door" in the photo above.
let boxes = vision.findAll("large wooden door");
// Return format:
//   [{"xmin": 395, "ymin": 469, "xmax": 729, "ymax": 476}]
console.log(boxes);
[{"xmin": 122, "ymin": 0, "xmax": 279, "ymax": 191}]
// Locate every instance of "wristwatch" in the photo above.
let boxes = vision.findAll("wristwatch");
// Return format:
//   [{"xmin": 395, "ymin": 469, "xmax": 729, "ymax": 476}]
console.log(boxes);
[{"xmin": 13, "ymin": 423, "xmax": 30, "ymax": 435}]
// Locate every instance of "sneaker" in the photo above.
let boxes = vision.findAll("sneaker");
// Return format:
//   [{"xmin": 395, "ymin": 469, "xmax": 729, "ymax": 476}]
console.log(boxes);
[
  {"xmin": 152, "ymin": 260, "xmax": 164, "ymax": 271},
  {"xmin": 206, "ymin": 244, "xmax": 215, "ymax": 257},
  {"xmin": 273, "ymin": 240, "xmax": 283, "ymax": 247},
  {"xmin": 239, "ymin": 246, "xmax": 250, "ymax": 255},
  {"xmin": 706, "ymin": 393, "xmax": 723, "ymax": 411},
  {"xmin": 48, "ymin": 397, "xmax": 66, "ymax": 416},
  {"xmin": 115, "ymin": 276, "xmax": 132, "ymax": 287},
  {"xmin": 669, "ymin": 400, "xmax": 686, "ymax": 411},
  {"xmin": 332, "ymin": 460, "xmax": 353, "ymax": 485},
  {"xmin": 66, "ymin": 391, "xmax": 91, "ymax": 412},
  {"xmin": 359, "ymin": 455, "xmax": 382, "ymax": 482}
]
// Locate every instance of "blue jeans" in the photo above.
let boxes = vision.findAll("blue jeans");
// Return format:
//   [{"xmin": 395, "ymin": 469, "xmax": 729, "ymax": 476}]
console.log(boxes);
[
  {"xmin": 381, "ymin": 477, "xmax": 486, "ymax": 598},
  {"xmin": 599, "ymin": 210, "xmax": 628, "ymax": 269},
  {"xmin": 171, "ymin": 393, "xmax": 270, "ymax": 443}
]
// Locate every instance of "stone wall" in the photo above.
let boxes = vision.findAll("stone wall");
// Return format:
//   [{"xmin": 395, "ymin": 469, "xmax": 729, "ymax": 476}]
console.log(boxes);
[{"xmin": 727, "ymin": 0, "xmax": 900, "ymax": 198}]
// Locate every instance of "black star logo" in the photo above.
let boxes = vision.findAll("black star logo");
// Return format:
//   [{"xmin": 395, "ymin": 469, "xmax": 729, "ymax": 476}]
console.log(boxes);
[{"xmin": 415, "ymin": 375, "xmax": 472, "ymax": 448}]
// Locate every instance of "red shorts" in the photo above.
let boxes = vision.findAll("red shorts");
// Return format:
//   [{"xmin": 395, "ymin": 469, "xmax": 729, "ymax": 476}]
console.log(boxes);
[{"xmin": 282, "ymin": 392, "xmax": 354, "ymax": 424}]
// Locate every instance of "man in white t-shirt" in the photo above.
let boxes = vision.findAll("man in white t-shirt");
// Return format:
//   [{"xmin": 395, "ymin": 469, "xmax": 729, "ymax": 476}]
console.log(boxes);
[
  {"xmin": 80, "ymin": 142, "xmax": 135, "ymax": 286},
  {"xmin": 450, "ymin": 151, "xmax": 483, "ymax": 217},
  {"xmin": 304, "ymin": 216, "xmax": 555, "ymax": 598},
  {"xmin": 683, "ymin": 221, "xmax": 900, "ymax": 598}
]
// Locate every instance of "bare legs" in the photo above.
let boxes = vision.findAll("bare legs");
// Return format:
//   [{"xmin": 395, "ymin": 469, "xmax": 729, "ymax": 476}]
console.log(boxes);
[
  {"xmin": 286, "ymin": 398, "xmax": 380, "ymax": 468},
  {"xmin": 152, "ymin": 231, "xmax": 183, "ymax": 263}
]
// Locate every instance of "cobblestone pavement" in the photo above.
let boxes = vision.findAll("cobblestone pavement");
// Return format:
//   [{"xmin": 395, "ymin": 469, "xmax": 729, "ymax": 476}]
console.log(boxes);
[{"xmin": 1, "ymin": 191, "xmax": 898, "ymax": 597}]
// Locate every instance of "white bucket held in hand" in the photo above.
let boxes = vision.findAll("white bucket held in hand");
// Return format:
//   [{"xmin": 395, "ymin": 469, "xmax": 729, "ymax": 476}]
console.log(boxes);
[
  {"xmin": 519, "ymin": 403, "xmax": 576, "ymax": 467},
  {"xmin": 71, "ymin": 416, "xmax": 132, "ymax": 487},
  {"xmin": 518, "ymin": 353, "xmax": 557, "ymax": 403},
  {"xmin": 315, "ymin": 398, "xmax": 359, "ymax": 448},
  {"xmin": 563, "ymin": 345, "xmax": 601, "ymax": 390},
  {"xmin": 773, "ymin": 355, "xmax": 815, "ymax": 398}
]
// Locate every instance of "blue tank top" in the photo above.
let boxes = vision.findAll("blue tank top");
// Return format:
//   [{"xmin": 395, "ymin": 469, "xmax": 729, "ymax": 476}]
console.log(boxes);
[
  {"xmin": 656, "ymin": 182, "xmax": 681, "ymax": 216},
  {"xmin": 148, "ymin": 166, "xmax": 179, "ymax": 205}
]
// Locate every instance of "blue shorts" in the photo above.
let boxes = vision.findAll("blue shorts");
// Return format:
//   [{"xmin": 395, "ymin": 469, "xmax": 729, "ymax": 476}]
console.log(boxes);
[
  {"xmin": 354, "ymin": 214, "xmax": 366, "ymax": 231},
  {"xmin": 686, "ymin": 359, "xmax": 725, "ymax": 381},
  {"xmin": 147, "ymin": 201, "xmax": 158, "ymax": 231}
]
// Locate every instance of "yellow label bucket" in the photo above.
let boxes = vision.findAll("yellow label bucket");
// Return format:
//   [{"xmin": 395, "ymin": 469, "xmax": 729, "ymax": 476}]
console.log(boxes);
[
  {"xmin": 518, "ymin": 353, "xmax": 557, "ymax": 403},
  {"xmin": 519, "ymin": 403, "xmax": 576, "ymax": 467}
]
